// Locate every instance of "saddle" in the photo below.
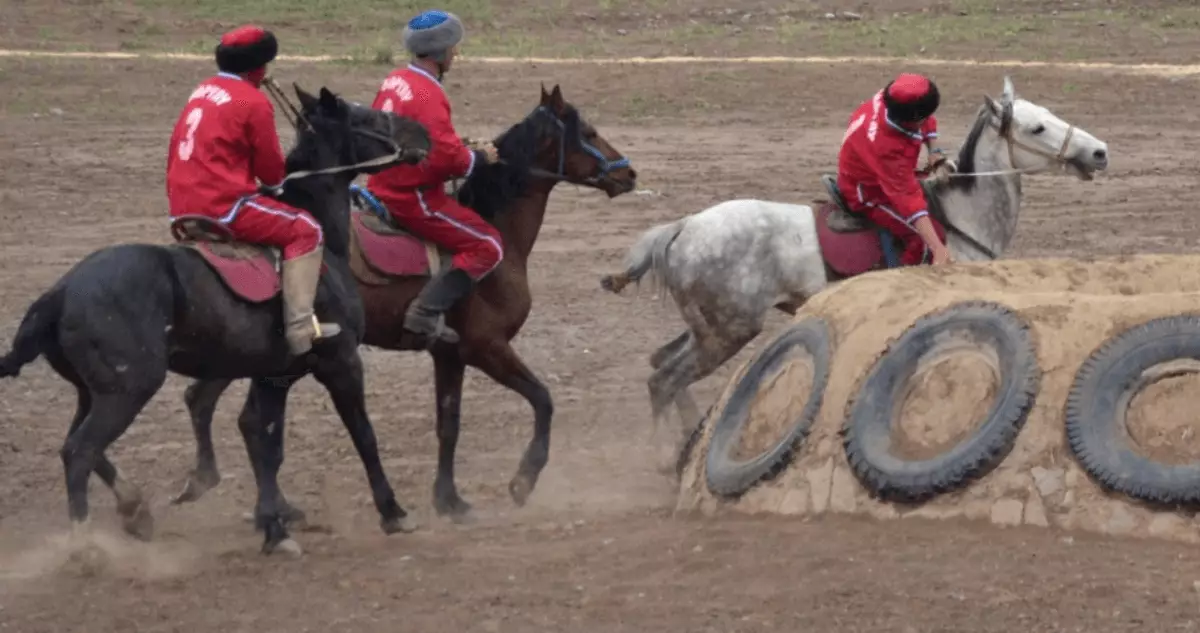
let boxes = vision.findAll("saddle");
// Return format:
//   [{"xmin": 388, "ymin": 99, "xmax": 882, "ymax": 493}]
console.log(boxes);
[
  {"xmin": 346, "ymin": 185, "xmax": 453, "ymax": 285},
  {"xmin": 169, "ymin": 215, "xmax": 283, "ymax": 303}
]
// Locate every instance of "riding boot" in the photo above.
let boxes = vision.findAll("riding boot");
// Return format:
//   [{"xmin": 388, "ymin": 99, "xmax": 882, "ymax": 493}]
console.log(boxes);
[
  {"xmin": 403, "ymin": 268, "xmax": 474, "ymax": 345},
  {"xmin": 281, "ymin": 248, "xmax": 342, "ymax": 355}
]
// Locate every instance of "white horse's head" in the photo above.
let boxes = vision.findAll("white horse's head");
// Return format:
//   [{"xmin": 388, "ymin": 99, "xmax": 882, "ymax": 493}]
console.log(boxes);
[{"xmin": 984, "ymin": 76, "xmax": 1109, "ymax": 180}]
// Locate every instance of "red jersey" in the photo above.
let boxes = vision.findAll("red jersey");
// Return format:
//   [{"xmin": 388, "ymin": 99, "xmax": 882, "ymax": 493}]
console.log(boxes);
[
  {"xmin": 166, "ymin": 72, "xmax": 286, "ymax": 219},
  {"xmin": 366, "ymin": 65, "xmax": 476, "ymax": 195},
  {"xmin": 836, "ymin": 89, "xmax": 939, "ymax": 221}
]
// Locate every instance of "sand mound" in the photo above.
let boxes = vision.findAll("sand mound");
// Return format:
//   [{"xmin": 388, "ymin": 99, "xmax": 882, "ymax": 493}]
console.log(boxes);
[{"xmin": 677, "ymin": 254, "xmax": 1200, "ymax": 543}]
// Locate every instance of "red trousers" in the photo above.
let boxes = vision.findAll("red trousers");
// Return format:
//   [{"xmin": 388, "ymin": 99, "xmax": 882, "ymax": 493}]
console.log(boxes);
[
  {"xmin": 216, "ymin": 194, "xmax": 322, "ymax": 260},
  {"xmin": 380, "ymin": 188, "xmax": 504, "ymax": 280},
  {"xmin": 860, "ymin": 203, "xmax": 946, "ymax": 266}
]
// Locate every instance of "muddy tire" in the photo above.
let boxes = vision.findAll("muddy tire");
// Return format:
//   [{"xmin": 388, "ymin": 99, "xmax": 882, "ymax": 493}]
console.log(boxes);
[
  {"xmin": 843, "ymin": 301, "xmax": 1039, "ymax": 503},
  {"xmin": 1065, "ymin": 314, "xmax": 1200, "ymax": 506},
  {"xmin": 705, "ymin": 317, "xmax": 832, "ymax": 497}
]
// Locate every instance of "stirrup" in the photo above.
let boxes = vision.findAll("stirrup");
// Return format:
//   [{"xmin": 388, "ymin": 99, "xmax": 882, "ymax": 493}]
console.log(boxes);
[{"xmin": 311, "ymin": 315, "xmax": 342, "ymax": 340}]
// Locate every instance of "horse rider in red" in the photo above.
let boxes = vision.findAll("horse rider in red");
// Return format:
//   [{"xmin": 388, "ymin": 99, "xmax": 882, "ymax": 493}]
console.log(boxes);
[
  {"xmin": 836, "ymin": 73, "xmax": 956, "ymax": 266},
  {"xmin": 166, "ymin": 25, "xmax": 341, "ymax": 355},
  {"xmin": 365, "ymin": 10, "xmax": 502, "ymax": 345}
]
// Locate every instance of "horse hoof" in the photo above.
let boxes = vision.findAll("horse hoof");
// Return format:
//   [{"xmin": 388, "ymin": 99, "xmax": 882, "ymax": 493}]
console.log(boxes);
[
  {"xmin": 169, "ymin": 471, "xmax": 220, "ymax": 505},
  {"xmin": 265, "ymin": 538, "xmax": 304, "ymax": 558},
  {"xmin": 508, "ymin": 475, "xmax": 535, "ymax": 507},
  {"xmin": 433, "ymin": 495, "xmax": 473, "ymax": 520},
  {"xmin": 381, "ymin": 515, "xmax": 419, "ymax": 535},
  {"xmin": 121, "ymin": 503, "xmax": 156, "ymax": 542}
]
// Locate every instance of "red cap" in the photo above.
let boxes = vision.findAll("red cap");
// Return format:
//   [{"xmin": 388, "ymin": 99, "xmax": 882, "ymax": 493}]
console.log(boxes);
[
  {"xmin": 887, "ymin": 73, "xmax": 933, "ymax": 103},
  {"xmin": 221, "ymin": 25, "xmax": 269, "ymax": 47}
]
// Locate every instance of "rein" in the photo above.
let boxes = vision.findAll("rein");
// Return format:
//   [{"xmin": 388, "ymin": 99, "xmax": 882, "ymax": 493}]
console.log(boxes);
[
  {"xmin": 260, "ymin": 78, "xmax": 414, "ymax": 194},
  {"xmin": 949, "ymin": 106, "xmax": 1078, "ymax": 179}
]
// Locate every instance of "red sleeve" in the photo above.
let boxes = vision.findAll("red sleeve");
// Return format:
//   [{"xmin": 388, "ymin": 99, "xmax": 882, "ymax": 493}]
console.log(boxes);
[
  {"xmin": 419, "ymin": 95, "xmax": 476, "ymax": 182},
  {"xmin": 862, "ymin": 143, "xmax": 929, "ymax": 221},
  {"xmin": 247, "ymin": 99, "xmax": 287, "ymax": 186},
  {"xmin": 922, "ymin": 116, "xmax": 939, "ymax": 142}
]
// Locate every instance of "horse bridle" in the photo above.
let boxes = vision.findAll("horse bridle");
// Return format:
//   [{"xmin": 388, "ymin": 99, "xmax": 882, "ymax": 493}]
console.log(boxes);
[
  {"xmin": 933, "ymin": 99, "xmax": 1080, "ymax": 261},
  {"xmin": 524, "ymin": 105, "xmax": 631, "ymax": 186},
  {"xmin": 260, "ymin": 78, "xmax": 418, "ymax": 193}
]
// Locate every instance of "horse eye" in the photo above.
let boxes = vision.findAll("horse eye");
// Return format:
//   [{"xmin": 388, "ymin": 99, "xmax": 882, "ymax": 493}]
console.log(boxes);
[{"xmin": 1032, "ymin": 124, "xmax": 1046, "ymax": 135}]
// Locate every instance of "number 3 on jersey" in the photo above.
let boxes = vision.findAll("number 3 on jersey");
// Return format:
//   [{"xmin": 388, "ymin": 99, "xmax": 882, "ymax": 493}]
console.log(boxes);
[
  {"xmin": 380, "ymin": 99, "xmax": 394, "ymax": 113},
  {"xmin": 177, "ymin": 107, "xmax": 204, "ymax": 161}
]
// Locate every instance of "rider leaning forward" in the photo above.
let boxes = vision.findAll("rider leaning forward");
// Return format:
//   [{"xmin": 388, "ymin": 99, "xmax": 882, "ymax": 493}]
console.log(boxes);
[
  {"xmin": 166, "ymin": 25, "xmax": 341, "ymax": 356},
  {"xmin": 365, "ymin": 10, "xmax": 503, "ymax": 346},
  {"xmin": 836, "ymin": 73, "xmax": 957, "ymax": 266}
]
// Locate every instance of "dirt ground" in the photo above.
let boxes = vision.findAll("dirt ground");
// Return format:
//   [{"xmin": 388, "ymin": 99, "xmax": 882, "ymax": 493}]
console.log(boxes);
[{"xmin": 3, "ymin": 1, "xmax": 1200, "ymax": 630}]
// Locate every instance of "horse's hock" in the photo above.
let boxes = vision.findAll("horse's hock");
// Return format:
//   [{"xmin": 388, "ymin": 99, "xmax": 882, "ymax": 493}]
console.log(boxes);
[{"xmin": 676, "ymin": 254, "xmax": 1200, "ymax": 543}]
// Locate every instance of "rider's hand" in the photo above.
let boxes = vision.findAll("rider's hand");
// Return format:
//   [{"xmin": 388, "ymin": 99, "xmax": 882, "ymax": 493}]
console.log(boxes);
[
  {"xmin": 480, "ymin": 142, "xmax": 500, "ymax": 164},
  {"xmin": 931, "ymin": 246, "xmax": 955, "ymax": 265}
]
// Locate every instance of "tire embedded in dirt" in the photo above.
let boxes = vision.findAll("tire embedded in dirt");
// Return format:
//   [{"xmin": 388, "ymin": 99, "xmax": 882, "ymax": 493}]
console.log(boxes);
[
  {"xmin": 704, "ymin": 317, "xmax": 832, "ymax": 497},
  {"xmin": 843, "ymin": 301, "xmax": 1040, "ymax": 503},
  {"xmin": 1066, "ymin": 314, "xmax": 1200, "ymax": 506}
]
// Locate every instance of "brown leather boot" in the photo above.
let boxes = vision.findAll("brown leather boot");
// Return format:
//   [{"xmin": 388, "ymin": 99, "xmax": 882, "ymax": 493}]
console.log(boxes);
[{"xmin": 281, "ymin": 249, "xmax": 342, "ymax": 355}]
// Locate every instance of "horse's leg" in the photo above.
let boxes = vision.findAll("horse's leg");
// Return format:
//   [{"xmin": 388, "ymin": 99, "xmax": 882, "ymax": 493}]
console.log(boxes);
[
  {"xmin": 650, "ymin": 331, "xmax": 704, "ymax": 440},
  {"xmin": 649, "ymin": 331, "xmax": 690, "ymax": 369},
  {"xmin": 61, "ymin": 381, "xmax": 154, "ymax": 540},
  {"xmin": 312, "ymin": 350, "xmax": 414, "ymax": 535},
  {"xmin": 61, "ymin": 386, "xmax": 161, "ymax": 533},
  {"xmin": 46, "ymin": 345, "xmax": 158, "ymax": 539},
  {"xmin": 466, "ymin": 341, "xmax": 553, "ymax": 507},
  {"xmin": 647, "ymin": 322, "xmax": 760, "ymax": 473},
  {"xmin": 172, "ymin": 378, "xmax": 234, "ymax": 505},
  {"xmin": 234, "ymin": 378, "xmax": 304, "ymax": 555},
  {"xmin": 431, "ymin": 350, "xmax": 472, "ymax": 520}
]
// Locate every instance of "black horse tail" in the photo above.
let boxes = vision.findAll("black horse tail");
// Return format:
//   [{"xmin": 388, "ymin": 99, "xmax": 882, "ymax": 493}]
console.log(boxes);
[{"xmin": 0, "ymin": 285, "xmax": 63, "ymax": 378}]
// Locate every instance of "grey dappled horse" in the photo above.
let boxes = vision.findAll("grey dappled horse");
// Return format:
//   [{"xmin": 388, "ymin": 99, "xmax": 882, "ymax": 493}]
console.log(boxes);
[{"xmin": 602, "ymin": 76, "xmax": 1111, "ymax": 469}]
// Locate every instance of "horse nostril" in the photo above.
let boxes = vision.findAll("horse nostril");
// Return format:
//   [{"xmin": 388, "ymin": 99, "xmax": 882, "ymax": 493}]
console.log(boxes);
[
  {"xmin": 628, "ymin": 168, "xmax": 638, "ymax": 181},
  {"xmin": 1093, "ymin": 148, "xmax": 1108, "ymax": 161}
]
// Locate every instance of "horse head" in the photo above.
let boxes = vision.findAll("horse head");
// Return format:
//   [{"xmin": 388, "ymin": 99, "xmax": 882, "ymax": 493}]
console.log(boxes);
[
  {"xmin": 984, "ymin": 76, "xmax": 1109, "ymax": 180},
  {"xmin": 290, "ymin": 84, "xmax": 431, "ymax": 176},
  {"xmin": 519, "ymin": 83, "xmax": 638, "ymax": 198}
]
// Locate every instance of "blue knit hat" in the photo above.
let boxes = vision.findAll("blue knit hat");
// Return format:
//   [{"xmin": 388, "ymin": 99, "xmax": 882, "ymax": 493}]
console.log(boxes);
[{"xmin": 403, "ymin": 10, "xmax": 465, "ymax": 58}]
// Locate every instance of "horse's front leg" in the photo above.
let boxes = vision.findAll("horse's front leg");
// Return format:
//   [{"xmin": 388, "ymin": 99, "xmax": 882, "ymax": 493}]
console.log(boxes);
[
  {"xmin": 172, "ymin": 378, "xmax": 234, "ymax": 505},
  {"xmin": 237, "ymin": 378, "xmax": 302, "ymax": 556},
  {"xmin": 468, "ymin": 340, "xmax": 553, "ymax": 507},
  {"xmin": 312, "ymin": 348, "xmax": 415, "ymax": 535}
]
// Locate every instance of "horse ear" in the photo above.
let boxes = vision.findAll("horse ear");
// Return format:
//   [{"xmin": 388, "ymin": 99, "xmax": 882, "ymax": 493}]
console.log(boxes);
[
  {"xmin": 984, "ymin": 95, "xmax": 1001, "ymax": 117},
  {"xmin": 294, "ymin": 84, "xmax": 319, "ymax": 112},
  {"xmin": 540, "ymin": 82, "xmax": 549, "ymax": 103},
  {"xmin": 1001, "ymin": 76, "xmax": 1016, "ymax": 105},
  {"xmin": 549, "ymin": 84, "xmax": 565, "ymax": 111},
  {"xmin": 318, "ymin": 87, "xmax": 342, "ymax": 116}
]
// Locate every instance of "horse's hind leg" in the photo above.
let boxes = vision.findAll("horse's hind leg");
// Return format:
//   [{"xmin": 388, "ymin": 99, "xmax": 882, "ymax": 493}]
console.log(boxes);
[
  {"xmin": 47, "ymin": 350, "xmax": 155, "ymax": 539},
  {"xmin": 173, "ymin": 378, "xmax": 234, "ymax": 505},
  {"xmin": 647, "ymin": 322, "xmax": 760, "ymax": 473},
  {"xmin": 650, "ymin": 331, "xmax": 703, "ymax": 435},
  {"xmin": 61, "ymin": 388, "xmax": 160, "ymax": 532}
]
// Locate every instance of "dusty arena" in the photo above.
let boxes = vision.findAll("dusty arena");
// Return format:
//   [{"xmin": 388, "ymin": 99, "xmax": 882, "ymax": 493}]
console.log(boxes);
[{"xmin": 3, "ymin": 0, "xmax": 1200, "ymax": 630}]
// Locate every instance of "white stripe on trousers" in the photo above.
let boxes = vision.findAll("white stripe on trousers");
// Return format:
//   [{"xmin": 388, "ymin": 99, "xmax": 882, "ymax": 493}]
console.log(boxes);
[{"xmin": 415, "ymin": 190, "xmax": 504, "ymax": 278}]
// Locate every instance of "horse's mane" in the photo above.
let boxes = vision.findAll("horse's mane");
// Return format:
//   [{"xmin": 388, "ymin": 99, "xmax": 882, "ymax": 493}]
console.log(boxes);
[
  {"xmin": 456, "ymin": 105, "xmax": 578, "ymax": 222},
  {"xmin": 948, "ymin": 105, "xmax": 993, "ymax": 194}
]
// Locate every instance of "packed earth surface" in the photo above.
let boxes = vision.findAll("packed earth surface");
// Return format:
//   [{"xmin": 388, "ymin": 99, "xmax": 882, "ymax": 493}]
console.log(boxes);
[{"xmin": 3, "ymin": 0, "xmax": 1200, "ymax": 631}]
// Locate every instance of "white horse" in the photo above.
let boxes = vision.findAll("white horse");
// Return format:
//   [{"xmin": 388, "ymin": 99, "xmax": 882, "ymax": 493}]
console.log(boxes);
[{"xmin": 601, "ymin": 76, "xmax": 1110, "ymax": 468}]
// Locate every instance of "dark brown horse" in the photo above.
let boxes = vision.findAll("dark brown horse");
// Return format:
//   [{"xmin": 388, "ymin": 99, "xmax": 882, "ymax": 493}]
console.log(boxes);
[{"xmin": 175, "ymin": 84, "xmax": 637, "ymax": 523}]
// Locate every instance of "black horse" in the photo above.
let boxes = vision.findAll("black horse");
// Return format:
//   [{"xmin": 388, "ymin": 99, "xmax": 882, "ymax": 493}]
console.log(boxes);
[{"xmin": 0, "ymin": 85, "xmax": 431, "ymax": 556}]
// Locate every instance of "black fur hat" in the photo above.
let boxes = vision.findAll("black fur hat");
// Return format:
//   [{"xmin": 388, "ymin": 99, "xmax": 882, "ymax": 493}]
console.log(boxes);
[
  {"xmin": 215, "ymin": 26, "xmax": 278, "ymax": 74},
  {"xmin": 883, "ymin": 73, "xmax": 940, "ymax": 123}
]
